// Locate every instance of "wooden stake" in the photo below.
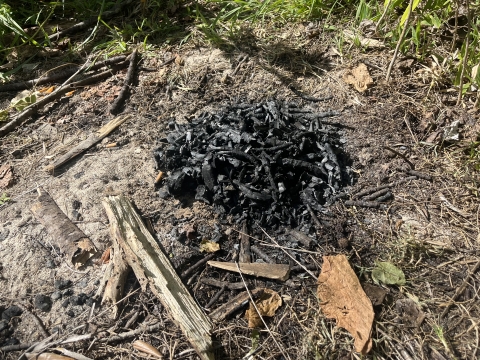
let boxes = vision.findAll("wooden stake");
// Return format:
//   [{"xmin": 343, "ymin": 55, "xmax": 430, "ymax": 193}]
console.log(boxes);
[{"xmin": 102, "ymin": 195, "xmax": 214, "ymax": 360}]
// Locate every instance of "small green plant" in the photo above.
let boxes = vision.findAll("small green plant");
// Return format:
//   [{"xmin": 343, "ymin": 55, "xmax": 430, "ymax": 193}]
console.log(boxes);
[{"xmin": 0, "ymin": 192, "xmax": 10, "ymax": 205}]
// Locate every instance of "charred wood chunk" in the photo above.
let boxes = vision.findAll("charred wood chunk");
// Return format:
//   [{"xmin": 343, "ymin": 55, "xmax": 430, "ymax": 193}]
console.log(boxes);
[{"xmin": 232, "ymin": 180, "xmax": 272, "ymax": 201}]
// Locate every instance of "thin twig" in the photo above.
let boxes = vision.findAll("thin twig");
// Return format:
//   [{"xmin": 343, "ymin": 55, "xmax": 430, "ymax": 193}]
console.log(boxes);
[
  {"xmin": 441, "ymin": 259, "xmax": 480, "ymax": 318},
  {"xmin": 110, "ymin": 49, "xmax": 139, "ymax": 114},
  {"xmin": 456, "ymin": 0, "xmax": 471, "ymax": 105},
  {"xmin": 386, "ymin": 0, "xmax": 415, "ymax": 81},
  {"xmin": 375, "ymin": 0, "xmax": 393, "ymax": 34}
]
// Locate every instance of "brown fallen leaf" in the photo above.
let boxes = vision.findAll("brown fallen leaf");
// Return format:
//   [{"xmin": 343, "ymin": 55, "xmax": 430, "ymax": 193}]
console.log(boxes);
[
  {"xmin": 133, "ymin": 340, "xmax": 163, "ymax": 359},
  {"xmin": 343, "ymin": 63, "xmax": 374, "ymax": 92},
  {"xmin": 100, "ymin": 247, "xmax": 111, "ymax": 264},
  {"xmin": 317, "ymin": 255, "xmax": 374, "ymax": 354},
  {"xmin": 39, "ymin": 86, "xmax": 55, "ymax": 94},
  {"xmin": 65, "ymin": 90, "xmax": 75, "ymax": 97},
  {"xmin": 245, "ymin": 288, "xmax": 282, "ymax": 328},
  {"xmin": 0, "ymin": 164, "xmax": 14, "ymax": 189},
  {"xmin": 199, "ymin": 239, "xmax": 220, "ymax": 253}
]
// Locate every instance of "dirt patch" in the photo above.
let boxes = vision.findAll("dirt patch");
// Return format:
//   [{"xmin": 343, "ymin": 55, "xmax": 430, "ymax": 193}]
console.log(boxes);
[{"xmin": 0, "ymin": 32, "xmax": 479, "ymax": 360}]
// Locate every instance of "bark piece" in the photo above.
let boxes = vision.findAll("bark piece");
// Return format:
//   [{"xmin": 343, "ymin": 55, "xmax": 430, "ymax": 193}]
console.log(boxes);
[
  {"xmin": 45, "ymin": 115, "xmax": 131, "ymax": 173},
  {"xmin": 0, "ymin": 164, "xmax": 14, "ymax": 188},
  {"xmin": 102, "ymin": 195, "xmax": 214, "ymax": 360},
  {"xmin": 207, "ymin": 261, "xmax": 290, "ymax": 281},
  {"xmin": 317, "ymin": 255, "xmax": 374, "ymax": 355},
  {"xmin": 30, "ymin": 187, "xmax": 97, "ymax": 267},
  {"xmin": 101, "ymin": 237, "xmax": 129, "ymax": 319},
  {"xmin": 210, "ymin": 289, "xmax": 263, "ymax": 322}
]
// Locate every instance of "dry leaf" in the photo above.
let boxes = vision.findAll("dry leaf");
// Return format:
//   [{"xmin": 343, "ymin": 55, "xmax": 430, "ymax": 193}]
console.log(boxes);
[
  {"xmin": 100, "ymin": 247, "xmax": 111, "ymax": 264},
  {"xmin": 343, "ymin": 63, "xmax": 374, "ymax": 92},
  {"xmin": 175, "ymin": 55, "xmax": 184, "ymax": 66},
  {"xmin": 39, "ymin": 86, "xmax": 55, "ymax": 94},
  {"xmin": 199, "ymin": 239, "xmax": 220, "ymax": 253},
  {"xmin": 245, "ymin": 288, "xmax": 282, "ymax": 328},
  {"xmin": 0, "ymin": 164, "xmax": 14, "ymax": 189},
  {"xmin": 65, "ymin": 90, "xmax": 75, "ymax": 97},
  {"xmin": 343, "ymin": 30, "xmax": 385, "ymax": 49},
  {"xmin": 26, "ymin": 353, "xmax": 74, "ymax": 360},
  {"xmin": 317, "ymin": 255, "xmax": 374, "ymax": 354},
  {"xmin": 133, "ymin": 340, "xmax": 163, "ymax": 359}
]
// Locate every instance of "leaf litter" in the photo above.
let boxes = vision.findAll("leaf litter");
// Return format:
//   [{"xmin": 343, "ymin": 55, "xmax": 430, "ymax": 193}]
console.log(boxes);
[{"xmin": 245, "ymin": 288, "xmax": 282, "ymax": 328}]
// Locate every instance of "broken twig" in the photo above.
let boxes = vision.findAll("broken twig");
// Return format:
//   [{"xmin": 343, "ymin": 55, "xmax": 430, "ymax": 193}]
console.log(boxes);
[{"xmin": 110, "ymin": 49, "xmax": 139, "ymax": 114}]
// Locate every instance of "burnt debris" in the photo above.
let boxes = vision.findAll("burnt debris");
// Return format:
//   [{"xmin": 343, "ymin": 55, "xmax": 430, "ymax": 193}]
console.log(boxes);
[{"xmin": 154, "ymin": 99, "xmax": 352, "ymax": 230}]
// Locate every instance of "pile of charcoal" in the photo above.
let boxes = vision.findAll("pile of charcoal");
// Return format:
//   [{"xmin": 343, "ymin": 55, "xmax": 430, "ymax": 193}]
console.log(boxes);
[{"xmin": 154, "ymin": 100, "xmax": 352, "ymax": 229}]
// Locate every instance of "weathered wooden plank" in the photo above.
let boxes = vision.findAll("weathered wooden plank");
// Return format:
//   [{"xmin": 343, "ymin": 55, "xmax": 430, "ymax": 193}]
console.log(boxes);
[{"xmin": 102, "ymin": 195, "xmax": 214, "ymax": 360}]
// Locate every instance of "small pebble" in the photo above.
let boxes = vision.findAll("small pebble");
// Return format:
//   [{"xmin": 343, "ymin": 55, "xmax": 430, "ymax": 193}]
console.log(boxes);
[
  {"xmin": 34, "ymin": 295, "xmax": 52, "ymax": 312},
  {"xmin": 72, "ymin": 200, "xmax": 81, "ymax": 210},
  {"xmin": 66, "ymin": 310, "xmax": 75, "ymax": 317},
  {"xmin": 51, "ymin": 291, "xmax": 62, "ymax": 301},
  {"xmin": 158, "ymin": 188, "xmax": 169, "ymax": 199},
  {"xmin": 45, "ymin": 259, "xmax": 56, "ymax": 269},
  {"xmin": 69, "ymin": 293, "xmax": 88, "ymax": 306},
  {"xmin": 62, "ymin": 289, "xmax": 74, "ymax": 296},
  {"xmin": 77, "ymin": 279, "xmax": 88, "ymax": 288},
  {"xmin": 54, "ymin": 279, "xmax": 72, "ymax": 290},
  {"xmin": 2, "ymin": 305, "xmax": 22, "ymax": 321},
  {"xmin": 61, "ymin": 299, "xmax": 70, "ymax": 308}
]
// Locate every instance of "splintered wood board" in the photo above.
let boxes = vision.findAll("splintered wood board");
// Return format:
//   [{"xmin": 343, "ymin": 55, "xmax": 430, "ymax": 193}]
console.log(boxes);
[{"xmin": 103, "ymin": 195, "xmax": 214, "ymax": 360}]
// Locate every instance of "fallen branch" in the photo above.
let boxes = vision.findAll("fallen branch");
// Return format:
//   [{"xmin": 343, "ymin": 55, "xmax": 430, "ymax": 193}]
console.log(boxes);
[
  {"xmin": 289, "ymin": 85, "xmax": 333, "ymax": 102},
  {"xmin": 100, "ymin": 322, "xmax": 163, "ymax": 344},
  {"xmin": 30, "ymin": 187, "xmax": 97, "ymax": 267},
  {"xmin": 344, "ymin": 200, "xmax": 387, "ymax": 209},
  {"xmin": 441, "ymin": 259, "xmax": 480, "ymax": 318},
  {"xmin": 110, "ymin": 49, "xmax": 139, "ymax": 114},
  {"xmin": 200, "ymin": 278, "xmax": 246, "ymax": 290},
  {"xmin": 102, "ymin": 195, "xmax": 214, "ymax": 360},
  {"xmin": 44, "ymin": 114, "xmax": 132, "ymax": 174},
  {"xmin": 0, "ymin": 61, "xmax": 128, "ymax": 137},
  {"xmin": 209, "ymin": 289, "xmax": 263, "ymax": 322},
  {"xmin": 0, "ymin": 56, "xmax": 126, "ymax": 92},
  {"xmin": 181, "ymin": 253, "xmax": 216, "ymax": 278}
]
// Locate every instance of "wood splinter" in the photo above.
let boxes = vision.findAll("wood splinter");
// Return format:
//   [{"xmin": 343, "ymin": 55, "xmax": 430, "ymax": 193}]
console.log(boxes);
[
  {"xmin": 45, "ymin": 114, "xmax": 131, "ymax": 174},
  {"xmin": 207, "ymin": 261, "xmax": 290, "ymax": 281}
]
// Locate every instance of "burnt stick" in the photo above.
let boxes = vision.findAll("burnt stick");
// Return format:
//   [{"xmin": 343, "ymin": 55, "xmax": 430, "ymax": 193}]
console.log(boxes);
[{"xmin": 110, "ymin": 49, "xmax": 139, "ymax": 115}]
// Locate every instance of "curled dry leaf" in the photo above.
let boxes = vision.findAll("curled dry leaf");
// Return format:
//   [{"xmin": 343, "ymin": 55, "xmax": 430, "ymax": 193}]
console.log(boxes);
[
  {"xmin": 245, "ymin": 288, "xmax": 282, "ymax": 328},
  {"xmin": 100, "ymin": 247, "xmax": 111, "ymax": 264},
  {"xmin": 317, "ymin": 255, "xmax": 374, "ymax": 355},
  {"xmin": 26, "ymin": 353, "xmax": 74, "ymax": 360},
  {"xmin": 133, "ymin": 340, "xmax": 163, "ymax": 359},
  {"xmin": 199, "ymin": 239, "xmax": 220, "ymax": 253},
  {"xmin": 342, "ymin": 63, "xmax": 374, "ymax": 92}
]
